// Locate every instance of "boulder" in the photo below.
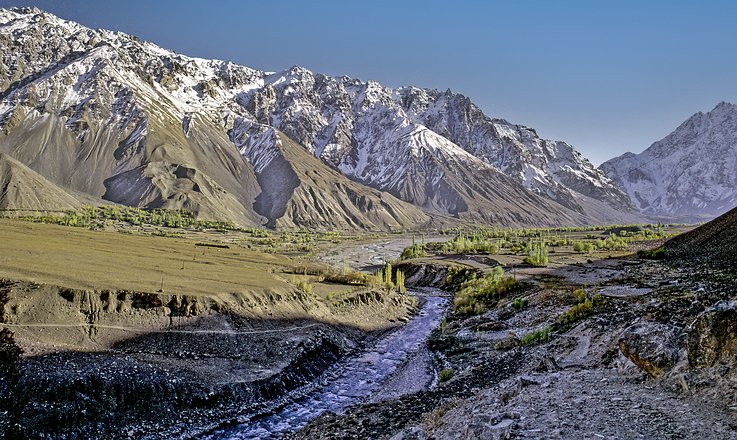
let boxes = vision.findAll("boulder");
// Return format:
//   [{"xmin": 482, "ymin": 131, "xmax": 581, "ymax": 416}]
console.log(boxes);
[
  {"xmin": 688, "ymin": 300, "xmax": 737, "ymax": 368},
  {"xmin": 618, "ymin": 322, "xmax": 684, "ymax": 378}
]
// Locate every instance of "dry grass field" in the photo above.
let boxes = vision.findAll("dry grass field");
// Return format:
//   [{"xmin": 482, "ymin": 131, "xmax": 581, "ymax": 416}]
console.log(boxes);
[{"xmin": 0, "ymin": 218, "xmax": 296, "ymax": 296}]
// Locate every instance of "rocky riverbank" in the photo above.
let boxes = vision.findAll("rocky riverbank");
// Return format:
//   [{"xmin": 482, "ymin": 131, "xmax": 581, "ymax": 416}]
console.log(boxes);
[
  {"xmin": 0, "ymin": 278, "xmax": 417, "ymax": 438},
  {"xmin": 286, "ymin": 257, "xmax": 737, "ymax": 439}
]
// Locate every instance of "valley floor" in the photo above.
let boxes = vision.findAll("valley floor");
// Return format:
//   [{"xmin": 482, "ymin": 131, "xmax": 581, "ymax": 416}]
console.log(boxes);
[
  {"xmin": 0, "ymin": 219, "xmax": 417, "ymax": 437},
  {"xmin": 290, "ymin": 255, "xmax": 737, "ymax": 439},
  {"xmin": 2, "ymin": 220, "xmax": 736, "ymax": 439}
]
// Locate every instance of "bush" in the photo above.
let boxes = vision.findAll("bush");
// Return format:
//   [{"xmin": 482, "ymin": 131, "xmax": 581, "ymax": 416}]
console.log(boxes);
[
  {"xmin": 555, "ymin": 289, "xmax": 605, "ymax": 328},
  {"xmin": 454, "ymin": 266, "xmax": 520, "ymax": 315},
  {"xmin": 511, "ymin": 297, "xmax": 529, "ymax": 311},
  {"xmin": 595, "ymin": 234, "xmax": 628, "ymax": 251},
  {"xmin": 521, "ymin": 326, "xmax": 552, "ymax": 345},
  {"xmin": 438, "ymin": 368, "xmax": 454, "ymax": 383},
  {"xmin": 296, "ymin": 281, "xmax": 313, "ymax": 294},
  {"xmin": 439, "ymin": 233, "xmax": 501, "ymax": 255},
  {"xmin": 400, "ymin": 241, "xmax": 427, "ymax": 260},
  {"xmin": 638, "ymin": 246, "xmax": 667, "ymax": 259},
  {"xmin": 573, "ymin": 241, "xmax": 595, "ymax": 253},
  {"xmin": 557, "ymin": 298, "xmax": 593, "ymax": 326}
]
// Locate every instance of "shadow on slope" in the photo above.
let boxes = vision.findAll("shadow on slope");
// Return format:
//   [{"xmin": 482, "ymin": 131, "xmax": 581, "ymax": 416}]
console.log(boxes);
[{"xmin": 0, "ymin": 310, "xmax": 398, "ymax": 439}]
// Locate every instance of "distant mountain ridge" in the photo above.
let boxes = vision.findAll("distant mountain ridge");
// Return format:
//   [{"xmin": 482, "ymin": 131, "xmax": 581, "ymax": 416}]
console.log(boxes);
[
  {"xmin": 0, "ymin": 7, "xmax": 644, "ymax": 228},
  {"xmin": 601, "ymin": 102, "xmax": 737, "ymax": 220}
]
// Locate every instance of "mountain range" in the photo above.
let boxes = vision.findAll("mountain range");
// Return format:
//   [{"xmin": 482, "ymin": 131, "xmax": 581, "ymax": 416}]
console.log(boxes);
[
  {"xmin": 601, "ymin": 102, "xmax": 737, "ymax": 221},
  {"xmin": 0, "ymin": 7, "xmax": 733, "ymax": 229}
]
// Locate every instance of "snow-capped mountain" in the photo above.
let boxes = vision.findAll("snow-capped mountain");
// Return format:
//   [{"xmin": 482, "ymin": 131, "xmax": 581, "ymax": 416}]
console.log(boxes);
[
  {"xmin": 0, "ymin": 8, "xmax": 642, "ymax": 228},
  {"xmin": 601, "ymin": 102, "xmax": 737, "ymax": 220},
  {"xmin": 395, "ymin": 87, "xmax": 634, "ymax": 213},
  {"xmin": 242, "ymin": 67, "xmax": 637, "ymax": 224}
]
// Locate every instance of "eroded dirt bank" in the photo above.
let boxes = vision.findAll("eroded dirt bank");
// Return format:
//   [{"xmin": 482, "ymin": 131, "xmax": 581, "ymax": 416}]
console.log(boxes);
[{"xmin": 0, "ymin": 279, "xmax": 417, "ymax": 438}]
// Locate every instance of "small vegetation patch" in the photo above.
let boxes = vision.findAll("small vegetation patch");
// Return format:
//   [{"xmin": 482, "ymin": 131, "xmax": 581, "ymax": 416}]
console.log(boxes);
[
  {"xmin": 16, "ymin": 205, "xmax": 243, "ymax": 231},
  {"xmin": 511, "ymin": 296, "xmax": 529, "ymax": 311},
  {"xmin": 454, "ymin": 266, "xmax": 521, "ymax": 315},
  {"xmin": 523, "ymin": 240, "xmax": 549, "ymax": 267},
  {"xmin": 555, "ymin": 288, "xmax": 606, "ymax": 329},
  {"xmin": 399, "ymin": 236, "xmax": 427, "ymax": 260},
  {"xmin": 434, "ymin": 233, "xmax": 501, "ymax": 255},
  {"xmin": 638, "ymin": 246, "xmax": 667, "ymax": 259},
  {"xmin": 573, "ymin": 241, "xmax": 595, "ymax": 253},
  {"xmin": 521, "ymin": 326, "xmax": 552, "ymax": 345},
  {"xmin": 438, "ymin": 368, "xmax": 455, "ymax": 383}
]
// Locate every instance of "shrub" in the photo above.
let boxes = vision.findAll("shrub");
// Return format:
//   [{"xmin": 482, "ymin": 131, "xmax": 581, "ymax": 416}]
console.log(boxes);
[
  {"xmin": 555, "ymin": 289, "xmax": 605, "ymax": 328},
  {"xmin": 573, "ymin": 241, "xmax": 595, "ymax": 253},
  {"xmin": 521, "ymin": 326, "xmax": 552, "ymax": 345},
  {"xmin": 296, "ymin": 281, "xmax": 313, "ymax": 294},
  {"xmin": 511, "ymin": 297, "xmax": 529, "ymax": 311},
  {"xmin": 557, "ymin": 298, "xmax": 593, "ymax": 326},
  {"xmin": 596, "ymin": 234, "xmax": 628, "ymax": 251},
  {"xmin": 454, "ymin": 266, "xmax": 520, "ymax": 315},
  {"xmin": 439, "ymin": 368, "xmax": 454, "ymax": 383},
  {"xmin": 638, "ymin": 246, "xmax": 667, "ymax": 259},
  {"xmin": 439, "ymin": 233, "xmax": 501, "ymax": 255},
  {"xmin": 400, "ymin": 239, "xmax": 427, "ymax": 260}
]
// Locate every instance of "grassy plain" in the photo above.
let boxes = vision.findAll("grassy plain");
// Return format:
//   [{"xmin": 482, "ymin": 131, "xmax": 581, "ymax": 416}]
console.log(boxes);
[{"xmin": 0, "ymin": 218, "xmax": 296, "ymax": 296}]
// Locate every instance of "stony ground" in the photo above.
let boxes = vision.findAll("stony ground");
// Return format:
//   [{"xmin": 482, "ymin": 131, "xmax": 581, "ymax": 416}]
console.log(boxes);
[{"xmin": 288, "ymin": 256, "xmax": 737, "ymax": 439}]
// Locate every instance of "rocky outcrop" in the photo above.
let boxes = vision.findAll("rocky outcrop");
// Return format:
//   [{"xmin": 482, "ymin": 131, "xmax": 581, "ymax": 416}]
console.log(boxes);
[
  {"xmin": 688, "ymin": 301, "xmax": 737, "ymax": 368},
  {"xmin": 395, "ymin": 261, "xmax": 480, "ymax": 291},
  {"xmin": 618, "ymin": 322, "xmax": 684, "ymax": 379}
]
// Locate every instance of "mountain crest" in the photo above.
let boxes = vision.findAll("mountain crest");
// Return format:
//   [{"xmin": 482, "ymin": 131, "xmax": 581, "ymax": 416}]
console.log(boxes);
[{"xmin": 0, "ymin": 8, "xmax": 644, "ymax": 228}]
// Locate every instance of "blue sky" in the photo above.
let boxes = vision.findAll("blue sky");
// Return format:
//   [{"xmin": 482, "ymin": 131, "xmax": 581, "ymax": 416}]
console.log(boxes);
[{"xmin": 3, "ymin": 0, "xmax": 736, "ymax": 164}]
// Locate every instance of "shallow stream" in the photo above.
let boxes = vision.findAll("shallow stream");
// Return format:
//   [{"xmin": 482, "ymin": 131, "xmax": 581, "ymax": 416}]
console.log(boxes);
[{"xmin": 206, "ymin": 291, "xmax": 447, "ymax": 439}]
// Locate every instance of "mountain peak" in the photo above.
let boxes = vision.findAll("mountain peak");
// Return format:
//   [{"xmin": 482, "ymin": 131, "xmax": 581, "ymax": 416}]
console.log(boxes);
[
  {"xmin": 601, "ymin": 100, "xmax": 737, "ymax": 219},
  {"xmin": 713, "ymin": 101, "xmax": 736, "ymax": 111},
  {"xmin": 5, "ymin": 6, "xmax": 43, "ymax": 15}
]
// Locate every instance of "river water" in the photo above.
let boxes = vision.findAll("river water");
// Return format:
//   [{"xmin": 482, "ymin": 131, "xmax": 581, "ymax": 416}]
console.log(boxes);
[{"xmin": 206, "ymin": 291, "xmax": 447, "ymax": 439}]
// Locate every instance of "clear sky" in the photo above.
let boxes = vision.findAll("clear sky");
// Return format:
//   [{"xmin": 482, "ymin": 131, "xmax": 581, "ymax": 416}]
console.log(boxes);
[{"xmin": 3, "ymin": 0, "xmax": 736, "ymax": 164}]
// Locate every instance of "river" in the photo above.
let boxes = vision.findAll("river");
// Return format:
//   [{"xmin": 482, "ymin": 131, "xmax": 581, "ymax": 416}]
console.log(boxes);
[{"xmin": 205, "ymin": 290, "xmax": 447, "ymax": 439}]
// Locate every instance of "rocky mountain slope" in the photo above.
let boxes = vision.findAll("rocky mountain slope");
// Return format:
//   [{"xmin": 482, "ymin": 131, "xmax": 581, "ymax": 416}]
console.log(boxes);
[
  {"xmin": 395, "ymin": 87, "xmax": 634, "ymax": 214},
  {"xmin": 245, "ymin": 67, "xmax": 638, "ymax": 224},
  {"xmin": 665, "ymin": 205, "xmax": 737, "ymax": 270},
  {"xmin": 601, "ymin": 102, "xmax": 737, "ymax": 220},
  {"xmin": 0, "ymin": 7, "xmax": 642, "ymax": 228}
]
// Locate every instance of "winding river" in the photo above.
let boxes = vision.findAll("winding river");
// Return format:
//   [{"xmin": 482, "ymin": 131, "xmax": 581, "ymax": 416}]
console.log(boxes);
[{"xmin": 205, "ymin": 290, "xmax": 447, "ymax": 439}]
